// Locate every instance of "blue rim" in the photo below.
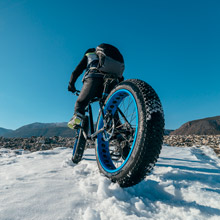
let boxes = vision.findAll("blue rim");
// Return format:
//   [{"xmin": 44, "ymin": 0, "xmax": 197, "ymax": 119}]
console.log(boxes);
[{"xmin": 97, "ymin": 89, "xmax": 138, "ymax": 173}]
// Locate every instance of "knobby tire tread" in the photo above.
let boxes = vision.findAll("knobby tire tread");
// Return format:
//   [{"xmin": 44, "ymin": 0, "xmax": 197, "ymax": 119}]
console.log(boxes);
[{"xmin": 96, "ymin": 79, "xmax": 164, "ymax": 187}]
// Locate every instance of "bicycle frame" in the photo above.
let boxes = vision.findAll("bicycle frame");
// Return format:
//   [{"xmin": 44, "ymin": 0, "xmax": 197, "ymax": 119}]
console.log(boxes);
[
  {"xmin": 73, "ymin": 77, "xmax": 115, "ymax": 142},
  {"xmin": 71, "ymin": 78, "xmax": 165, "ymax": 187},
  {"xmin": 73, "ymin": 76, "xmax": 133, "ymax": 143},
  {"xmin": 84, "ymin": 96, "xmax": 106, "ymax": 141}
]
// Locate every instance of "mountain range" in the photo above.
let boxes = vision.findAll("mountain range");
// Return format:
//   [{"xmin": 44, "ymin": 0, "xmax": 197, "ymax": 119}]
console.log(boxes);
[
  {"xmin": 1, "ymin": 116, "xmax": 220, "ymax": 137},
  {"xmin": 0, "ymin": 122, "xmax": 76, "ymax": 138},
  {"xmin": 0, "ymin": 128, "xmax": 13, "ymax": 136}
]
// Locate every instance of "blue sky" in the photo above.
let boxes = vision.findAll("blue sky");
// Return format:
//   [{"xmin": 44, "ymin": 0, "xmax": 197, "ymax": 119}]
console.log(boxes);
[{"xmin": 0, "ymin": 0, "xmax": 220, "ymax": 130}]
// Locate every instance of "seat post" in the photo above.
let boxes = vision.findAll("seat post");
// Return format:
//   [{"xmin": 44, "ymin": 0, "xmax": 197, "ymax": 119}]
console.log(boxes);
[{"xmin": 102, "ymin": 74, "xmax": 119, "ymax": 100}]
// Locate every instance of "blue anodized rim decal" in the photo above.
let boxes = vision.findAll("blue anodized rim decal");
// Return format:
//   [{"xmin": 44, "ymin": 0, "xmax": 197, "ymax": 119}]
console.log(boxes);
[{"xmin": 97, "ymin": 89, "xmax": 139, "ymax": 173}]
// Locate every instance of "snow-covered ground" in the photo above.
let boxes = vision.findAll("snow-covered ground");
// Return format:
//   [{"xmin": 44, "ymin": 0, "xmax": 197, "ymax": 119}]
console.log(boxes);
[{"xmin": 0, "ymin": 145, "xmax": 220, "ymax": 220}]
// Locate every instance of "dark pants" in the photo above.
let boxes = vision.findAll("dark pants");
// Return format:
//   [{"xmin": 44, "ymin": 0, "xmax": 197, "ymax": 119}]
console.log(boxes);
[{"xmin": 74, "ymin": 78, "xmax": 104, "ymax": 114}]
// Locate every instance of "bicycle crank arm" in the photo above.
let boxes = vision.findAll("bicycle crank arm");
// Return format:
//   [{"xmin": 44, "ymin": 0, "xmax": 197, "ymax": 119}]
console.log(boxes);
[
  {"xmin": 90, "ymin": 127, "xmax": 105, "ymax": 140},
  {"xmin": 82, "ymin": 130, "xmax": 87, "ymax": 140}
]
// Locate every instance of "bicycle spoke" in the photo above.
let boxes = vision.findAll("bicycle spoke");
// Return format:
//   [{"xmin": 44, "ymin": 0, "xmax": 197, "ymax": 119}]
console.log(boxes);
[
  {"xmin": 98, "ymin": 89, "xmax": 138, "ymax": 171},
  {"xmin": 129, "ymin": 110, "xmax": 137, "ymax": 125},
  {"xmin": 123, "ymin": 97, "xmax": 132, "ymax": 116},
  {"xmin": 122, "ymin": 111, "xmax": 136, "ymax": 122}
]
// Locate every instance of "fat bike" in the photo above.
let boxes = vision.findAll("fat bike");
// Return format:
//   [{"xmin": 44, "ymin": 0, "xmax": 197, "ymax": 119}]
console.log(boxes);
[{"xmin": 71, "ymin": 76, "xmax": 164, "ymax": 187}]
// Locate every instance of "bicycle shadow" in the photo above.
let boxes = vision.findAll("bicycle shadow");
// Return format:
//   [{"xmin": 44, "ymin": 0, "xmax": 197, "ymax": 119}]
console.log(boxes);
[
  {"xmin": 78, "ymin": 147, "xmax": 220, "ymax": 217},
  {"xmin": 125, "ymin": 178, "xmax": 220, "ymax": 217},
  {"xmin": 111, "ymin": 147, "xmax": 220, "ymax": 217}
]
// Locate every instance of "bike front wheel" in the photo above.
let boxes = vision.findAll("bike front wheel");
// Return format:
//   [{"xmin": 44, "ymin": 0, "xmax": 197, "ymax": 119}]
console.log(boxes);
[
  {"xmin": 72, "ymin": 117, "xmax": 88, "ymax": 164},
  {"xmin": 95, "ymin": 79, "xmax": 164, "ymax": 187}
]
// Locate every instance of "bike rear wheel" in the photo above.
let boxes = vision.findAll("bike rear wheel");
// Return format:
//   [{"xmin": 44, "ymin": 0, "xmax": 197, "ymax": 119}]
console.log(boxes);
[{"xmin": 95, "ymin": 79, "xmax": 164, "ymax": 187}]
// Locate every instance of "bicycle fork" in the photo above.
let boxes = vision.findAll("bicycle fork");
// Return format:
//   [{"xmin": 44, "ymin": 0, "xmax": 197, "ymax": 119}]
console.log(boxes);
[{"xmin": 81, "ymin": 101, "xmax": 106, "ymax": 141}]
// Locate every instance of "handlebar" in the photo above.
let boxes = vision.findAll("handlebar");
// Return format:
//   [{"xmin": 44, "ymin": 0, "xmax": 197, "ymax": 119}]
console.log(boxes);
[{"xmin": 73, "ymin": 89, "xmax": 100, "ymax": 104}]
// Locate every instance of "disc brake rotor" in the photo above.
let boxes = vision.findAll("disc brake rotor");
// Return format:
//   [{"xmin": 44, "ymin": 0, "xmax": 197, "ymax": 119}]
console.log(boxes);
[{"xmin": 103, "ymin": 114, "xmax": 115, "ymax": 141}]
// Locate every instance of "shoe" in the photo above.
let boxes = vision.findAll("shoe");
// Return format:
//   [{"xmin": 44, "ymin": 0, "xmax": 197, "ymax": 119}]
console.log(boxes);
[{"xmin": 68, "ymin": 112, "xmax": 85, "ymax": 129}]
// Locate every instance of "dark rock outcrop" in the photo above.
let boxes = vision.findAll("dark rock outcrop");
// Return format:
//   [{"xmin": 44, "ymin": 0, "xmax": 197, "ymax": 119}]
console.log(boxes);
[{"xmin": 171, "ymin": 116, "xmax": 220, "ymax": 135}]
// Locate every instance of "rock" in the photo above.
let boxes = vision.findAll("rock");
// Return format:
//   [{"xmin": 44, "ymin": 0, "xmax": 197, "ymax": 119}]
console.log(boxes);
[
  {"xmin": 1, "ymin": 135, "xmax": 220, "ymax": 158},
  {"xmin": 0, "ymin": 136, "xmax": 75, "ymax": 152},
  {"xmin": 163, "ymin": 135, "xmax": 220, "ymax": 157}
]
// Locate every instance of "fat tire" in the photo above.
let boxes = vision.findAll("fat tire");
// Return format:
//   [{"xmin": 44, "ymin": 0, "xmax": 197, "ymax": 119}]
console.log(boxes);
[{"xmin": 95, "ymin": 79, "xmax": 164, "ymax": 187}]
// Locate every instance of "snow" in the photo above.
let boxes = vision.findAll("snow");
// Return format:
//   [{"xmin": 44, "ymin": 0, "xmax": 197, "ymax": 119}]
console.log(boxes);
[{"xmin": 0, "ymin": 145, "xmax": 220, "ymax": 220}]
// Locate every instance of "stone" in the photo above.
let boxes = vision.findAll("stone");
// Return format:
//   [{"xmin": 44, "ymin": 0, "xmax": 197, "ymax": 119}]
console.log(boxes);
[
  {"xmin": 163, "ymin": 135, "xmax": 220, "ymax": 157},
  {"xmin": 1, "ymin": 135, "xmax": 220, "ymax": 158}
]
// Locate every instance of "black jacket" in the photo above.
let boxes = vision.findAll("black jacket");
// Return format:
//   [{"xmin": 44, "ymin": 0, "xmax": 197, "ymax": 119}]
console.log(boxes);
[
  {"xmin": 69, "ymin": 48, "xmax": 96, "ymax": 89},
  {"xmin": 69, "ymin": 46, "xmax": 124, "ymax": 89}
]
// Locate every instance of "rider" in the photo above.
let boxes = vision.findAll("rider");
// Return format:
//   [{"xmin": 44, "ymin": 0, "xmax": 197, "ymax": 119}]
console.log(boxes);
[{"xmin": 67, "ymin": 43, "xmax": 125, "ymax": 129}]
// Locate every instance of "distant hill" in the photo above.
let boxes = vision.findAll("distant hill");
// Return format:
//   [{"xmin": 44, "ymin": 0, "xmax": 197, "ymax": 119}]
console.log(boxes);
[
  {"xmin": 164, "ymin": 129, "xmax": 174, "ymax": 135},
  {"xmin": 171, "ymin": 116, "xmax": 220, "ymax": 135},
  {"xmin": 4, "ymin": 116, "xmax": 220, "ymax": 137},
  {"xmin": 0, "ymin": 128, "xmax": 13, "ymax": 136},
  {"xmin": 2, "ymin": 122, "xmax": 76, "ymax": 138}
]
